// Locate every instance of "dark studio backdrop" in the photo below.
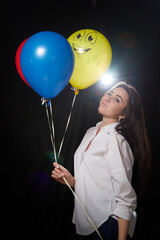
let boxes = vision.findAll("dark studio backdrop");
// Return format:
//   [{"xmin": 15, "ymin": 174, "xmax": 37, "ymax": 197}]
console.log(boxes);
[{"xmin": 1, "ymin": 0, "xmax": 160, "ymax": 239}]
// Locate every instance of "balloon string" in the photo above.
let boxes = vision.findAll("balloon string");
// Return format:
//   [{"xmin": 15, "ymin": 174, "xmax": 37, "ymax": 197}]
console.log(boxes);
[
  {"xmin": 58, "ymin": 93, "xmax": 77, "ymax": 158},
  {"xmin": 49, "ymin": 101, "xmax": 58, "ymax": 163},
  {"xmin": 62, "ymin": 177, "xmax": 103, "ymax": 240},
  {"xmin": 43, "ymin": 96, "xmax": 103, "ymax": 240},
  {"xmin": 44, "ymin": 100, "xmax": 57, "ymax": 163}
]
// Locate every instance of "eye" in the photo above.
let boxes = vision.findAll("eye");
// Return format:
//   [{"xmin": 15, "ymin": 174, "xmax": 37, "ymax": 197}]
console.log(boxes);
[
  {"xmin": 115, "ymin": 98, "xmax": 120, "ymax": 103},
  {"xmin": 73, "ymin": 31, "xmax": 85, "ymax": 41},
  {"xmin": 77, "ymin": 33, "xmax": 81, "ymax": 39},
  {"xmin": 85, "ymin": 32, "xmax": 97, "ymax": 45},
  {"xmin": 107, "ymin": 92, "xmax": 112, "ymax": 96}
]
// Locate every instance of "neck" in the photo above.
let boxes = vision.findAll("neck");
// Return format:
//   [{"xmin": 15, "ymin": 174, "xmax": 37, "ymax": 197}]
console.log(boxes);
[{"xmin": 101, "ymin": 117, "xmax": 118, "ymax": 128}]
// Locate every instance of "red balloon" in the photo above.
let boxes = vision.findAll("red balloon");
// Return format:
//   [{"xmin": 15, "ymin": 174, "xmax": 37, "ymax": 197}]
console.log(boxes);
[{"xmin": 15, "ymin": 38, "xmax": 31, "ymax": 87}]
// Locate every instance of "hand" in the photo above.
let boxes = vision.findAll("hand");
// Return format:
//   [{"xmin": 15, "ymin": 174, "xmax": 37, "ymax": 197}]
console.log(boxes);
[{"xmin": 51, "ymin": 162, "xmax": 75, "ymax": 187}]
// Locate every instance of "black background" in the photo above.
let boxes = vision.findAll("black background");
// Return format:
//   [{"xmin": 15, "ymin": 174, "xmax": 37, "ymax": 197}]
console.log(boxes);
[{"xmin": 2, "ymin": 0, "xmax": 160, "ymax": 239}]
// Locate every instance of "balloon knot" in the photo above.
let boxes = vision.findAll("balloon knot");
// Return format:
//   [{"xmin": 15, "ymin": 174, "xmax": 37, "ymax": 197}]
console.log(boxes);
[
  {"xmin": 71, "ymin": 87, "xmax": 79, "ymax": 95},
  {"xmin": 41, "ymin": 98, "xmax": 50, "ymax": 106}
]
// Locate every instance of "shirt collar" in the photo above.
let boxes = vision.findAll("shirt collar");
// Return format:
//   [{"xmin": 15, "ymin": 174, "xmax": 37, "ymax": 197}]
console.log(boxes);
[{"xmin": 96, "ymin": 121, "xmax": 119, "ymax": 134}]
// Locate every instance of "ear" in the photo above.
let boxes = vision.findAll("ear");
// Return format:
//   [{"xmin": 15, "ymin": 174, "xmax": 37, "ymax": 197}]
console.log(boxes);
[{"xmin": 118, "ymin": 114, "xmax": 125, "ymax": 121}]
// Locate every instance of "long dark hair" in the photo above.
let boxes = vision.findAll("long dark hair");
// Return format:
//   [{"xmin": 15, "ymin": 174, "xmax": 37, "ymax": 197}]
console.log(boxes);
[{"xmin": 112, "ymin": 81, "xmax": 151, "ymax": 197}]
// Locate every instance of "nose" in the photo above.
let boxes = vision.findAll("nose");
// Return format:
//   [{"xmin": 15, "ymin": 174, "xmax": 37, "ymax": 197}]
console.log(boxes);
[{"xmin": 103, "ymin": 95, "xmax": 111, "ymax": 103}]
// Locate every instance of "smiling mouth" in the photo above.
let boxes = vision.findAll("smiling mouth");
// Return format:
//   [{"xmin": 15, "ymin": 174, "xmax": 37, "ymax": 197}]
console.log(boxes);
[{"xmin": 72, "ymin": 43, "xmax": 91, "ymax": 55}]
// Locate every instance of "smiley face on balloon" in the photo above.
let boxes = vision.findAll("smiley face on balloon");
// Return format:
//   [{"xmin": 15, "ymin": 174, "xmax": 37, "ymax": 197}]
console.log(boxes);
[
  {"xmin": 71, "ymin": 31, "xmax": 97, "ymax": 55},
  {"xmin": 68, "ymin": 29, "xmax": 112, "ymax": 90}
]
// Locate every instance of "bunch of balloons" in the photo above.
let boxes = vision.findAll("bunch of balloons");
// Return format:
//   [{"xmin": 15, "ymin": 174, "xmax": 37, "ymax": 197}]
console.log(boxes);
[
  {"xmin": 15, "ymin": 29, "xmax": 112, "ymax": 99},
  {"xmin": 15, "ymin": 30, "xmax": 112, "ymax": 239}
]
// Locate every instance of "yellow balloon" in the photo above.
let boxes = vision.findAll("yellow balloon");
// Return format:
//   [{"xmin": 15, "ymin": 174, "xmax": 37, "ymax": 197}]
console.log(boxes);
[{"xmin": 67, "ymin": 29, "xmax": 112, "ymax": 90}]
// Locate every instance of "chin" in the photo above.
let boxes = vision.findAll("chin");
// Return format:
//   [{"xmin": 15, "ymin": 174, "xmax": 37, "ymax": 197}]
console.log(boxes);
[{"xmin": 98, "ymin": 107, "xmax": 103, "ymax": 115}]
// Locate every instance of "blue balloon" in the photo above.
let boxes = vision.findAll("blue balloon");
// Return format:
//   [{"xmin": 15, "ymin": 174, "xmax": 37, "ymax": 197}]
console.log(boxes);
[{"xmin": 20, "ymin": 31, "xmax": 75, "ymax": 99}]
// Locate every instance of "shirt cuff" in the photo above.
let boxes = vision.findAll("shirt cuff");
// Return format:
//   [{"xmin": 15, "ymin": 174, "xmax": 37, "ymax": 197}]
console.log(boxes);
[{"xmin": 114, "ymin": 204, "xmax": 133, "ymax": 221}]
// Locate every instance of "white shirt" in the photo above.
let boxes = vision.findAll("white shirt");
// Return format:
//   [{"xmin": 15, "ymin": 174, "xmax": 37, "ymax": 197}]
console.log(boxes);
[{"xmin": 72, "ymin": 122, "xmax": 137, "ymax": 237}]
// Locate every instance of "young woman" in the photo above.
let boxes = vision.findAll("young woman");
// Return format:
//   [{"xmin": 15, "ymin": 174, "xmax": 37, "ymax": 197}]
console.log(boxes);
[{"xmin": 51, "ymin": 82, "xmax": 151, "ymax": 240}]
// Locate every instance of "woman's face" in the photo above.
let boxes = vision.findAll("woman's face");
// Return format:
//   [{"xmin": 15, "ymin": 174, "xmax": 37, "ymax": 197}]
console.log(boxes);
[{"xmin": 98, "ymin": 87, "xmax": 129, "ymax": 122}]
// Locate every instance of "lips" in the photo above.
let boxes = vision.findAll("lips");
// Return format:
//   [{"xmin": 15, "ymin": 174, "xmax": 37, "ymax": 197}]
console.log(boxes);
[
  {"xmin": 72, "ymin": 43, "xmax": 91, "ymax": 55},
  {"xmin": 100, "ymin": 100, "xmax": 108, "ymax": 107}
]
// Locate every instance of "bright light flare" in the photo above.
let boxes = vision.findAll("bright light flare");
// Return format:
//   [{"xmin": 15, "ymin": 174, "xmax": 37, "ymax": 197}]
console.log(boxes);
[{"xmin": 100, "ymin": 72, "xmax": 115, "ymax": 87}]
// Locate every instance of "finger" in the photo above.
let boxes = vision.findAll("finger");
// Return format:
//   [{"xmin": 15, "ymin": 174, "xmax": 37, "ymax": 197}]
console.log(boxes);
[
  {"xmin": 57, "ymin": 164, "xmax": 66, "ymax": 173},
  {"xmin": 51, "ymin": 173, "xmax": 65, "ymax": 184},
  {"xmin": 51, "ymin": 172, "xmax": 59, "ymax": 178},
  {"xmin": 51, "ymin": 172, "xmax": 62, "ymax": 179},
  {"xmin": 52, "ymin": 168, "xmax": 64, "ymax": 177},
  {"xmin": 54, "ymin": 168, "xmax": 64, "ymax": 176},
  {"xmin": 54, "ymin": 167, "xmax": 61, "ymax": 173},
  {"xmin": 53, "ymin": 162, "xmax": 60, "ymax": 168},
  {"xmin": 53, "ymin": 162, "xmax": 66, "ymax": 173}
]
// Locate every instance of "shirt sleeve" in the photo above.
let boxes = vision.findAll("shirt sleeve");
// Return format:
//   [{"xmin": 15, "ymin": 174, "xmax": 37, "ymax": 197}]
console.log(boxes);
[{"xmin": 104, "ymin": 132, "xmax": 137, "ymax": 221}]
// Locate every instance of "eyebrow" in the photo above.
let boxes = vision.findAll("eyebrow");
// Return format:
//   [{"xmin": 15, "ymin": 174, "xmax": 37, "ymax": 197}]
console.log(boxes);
[
  {"xmin": 109, "ymin": 90, "xmax": 123, "ymax": 102},
  {"xmin": 116, "ymin": 94, "xmax": 123, "ymax": 102}
]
